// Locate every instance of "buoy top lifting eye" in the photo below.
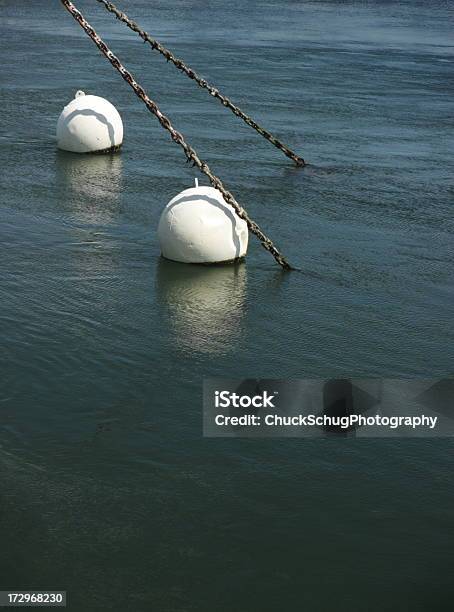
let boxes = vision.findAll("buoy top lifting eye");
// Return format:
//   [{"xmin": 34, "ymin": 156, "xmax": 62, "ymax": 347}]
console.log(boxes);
[
  {"xmin": 75, "ymin": 90, "xmax": 86, "ymax": 98},
  {"xmin": 194, "ymin": 178, "xmax": 199, "ymax": 188}
]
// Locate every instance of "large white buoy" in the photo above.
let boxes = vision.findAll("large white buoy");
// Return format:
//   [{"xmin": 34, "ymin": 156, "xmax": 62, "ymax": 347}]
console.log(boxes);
[
  {"xmin": 56, "ymin": 91, "xmax": 123, "ymax": 153},
  {"xmin": 158, "ymin": 179, "xmax": 249, "ymax": 264}
]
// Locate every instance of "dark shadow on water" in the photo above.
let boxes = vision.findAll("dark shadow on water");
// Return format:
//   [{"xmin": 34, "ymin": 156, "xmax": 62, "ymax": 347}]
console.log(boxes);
[{"xmin": 280, "ymin": 163, "xmax": 347, "ymax": 182}]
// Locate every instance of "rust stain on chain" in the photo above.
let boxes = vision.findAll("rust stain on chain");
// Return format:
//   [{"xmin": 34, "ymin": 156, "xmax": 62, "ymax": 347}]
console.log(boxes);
[
  {"xmin": 96, "ymin": 0, "xmax": 306, "ymax": 167},
  {"xmin": 59, "ymin": 0, "xmax": 294, "ymax": 270}
]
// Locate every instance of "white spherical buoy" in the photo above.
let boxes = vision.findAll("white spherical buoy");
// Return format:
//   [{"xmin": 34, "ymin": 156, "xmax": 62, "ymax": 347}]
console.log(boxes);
[
  {"xmin": 56, "ymin": 91, "xmax": 123, "ymax": 153},
  {"xmin": 158, "ymin": 179, "xmax": 249, "ymax": 264}
]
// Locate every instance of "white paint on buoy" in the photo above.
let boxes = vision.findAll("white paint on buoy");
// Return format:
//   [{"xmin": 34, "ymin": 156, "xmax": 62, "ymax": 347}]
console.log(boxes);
[
  {"xmin": 158, "ymin": 180, "xmax": 249, "ymax": 264},
  {"xmin": 56, "ymin": 91, "xmax": 123, "ymax": 153}
]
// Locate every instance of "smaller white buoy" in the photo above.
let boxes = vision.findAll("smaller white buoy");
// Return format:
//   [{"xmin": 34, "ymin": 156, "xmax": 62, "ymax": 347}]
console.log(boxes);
[
  {"xmin": 158, "ymin": 180, "xmax": 248, "ymax": 264},
  {"xmin": 56, "ymin": 91, "xmax": 123, "ymax": 153}
]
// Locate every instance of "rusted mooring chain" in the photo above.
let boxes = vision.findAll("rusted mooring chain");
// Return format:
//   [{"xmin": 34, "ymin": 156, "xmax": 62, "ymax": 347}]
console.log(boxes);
[
  {"xmin": 96, "ymin": 0, "xmax": 306, "ymax": 168},
  {"xmin": 60, "ymin": 0, "xmax": 294, "ymax": 270}
]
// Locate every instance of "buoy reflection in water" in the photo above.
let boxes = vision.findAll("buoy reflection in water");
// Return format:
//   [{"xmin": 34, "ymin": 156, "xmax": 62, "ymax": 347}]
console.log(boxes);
[
  {"xmin": 55, "ymin": 152, "xmax": 123, "ymax": 223},
  {"xmin": 156, "ymin": 259, "xmax": 247, "ymax": 355}
]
